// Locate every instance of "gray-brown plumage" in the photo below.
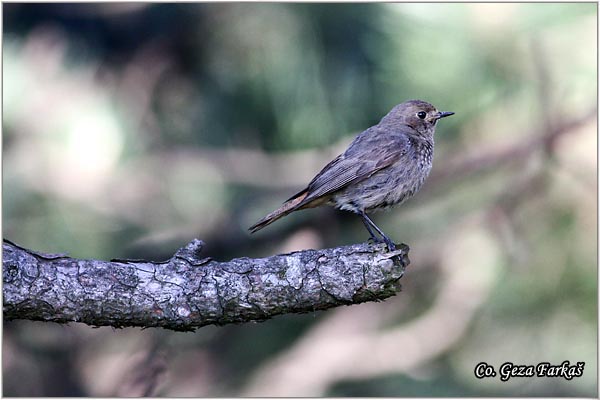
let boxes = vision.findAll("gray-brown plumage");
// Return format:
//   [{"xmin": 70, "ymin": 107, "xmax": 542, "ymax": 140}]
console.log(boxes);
[{"xmin": 249, "ymin": 99, "xmax": 454, "ymax": 250}]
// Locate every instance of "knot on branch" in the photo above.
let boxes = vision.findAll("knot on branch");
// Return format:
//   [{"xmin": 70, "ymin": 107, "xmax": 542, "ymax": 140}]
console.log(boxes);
[{"xmin": 172, "ymin": 239, "xmax": 212, "ymax": 266}]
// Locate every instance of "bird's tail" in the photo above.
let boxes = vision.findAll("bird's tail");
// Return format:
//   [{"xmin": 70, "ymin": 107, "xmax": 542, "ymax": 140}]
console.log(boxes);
[{"xmin": 249, "ymin": 191, "xmax": 308, "ymax": 233}]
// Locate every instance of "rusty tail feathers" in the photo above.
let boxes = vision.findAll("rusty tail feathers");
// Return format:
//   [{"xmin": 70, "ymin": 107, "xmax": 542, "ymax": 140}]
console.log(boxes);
[{"xmin": 249, "ymin": 191, "xmax": 309, "ymax": 233}]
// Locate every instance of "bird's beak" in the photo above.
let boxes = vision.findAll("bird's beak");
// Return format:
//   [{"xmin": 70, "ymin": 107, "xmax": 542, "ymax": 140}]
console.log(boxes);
[{"xmin": 436, "ymin": 111, "xmax": 455, "ymax": 120}]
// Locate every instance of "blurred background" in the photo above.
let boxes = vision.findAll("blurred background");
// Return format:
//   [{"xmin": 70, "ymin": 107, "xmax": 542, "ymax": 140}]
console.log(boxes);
[{"xmin": 2, "ymin": 3, "xmax": 597, "ymax": 397}]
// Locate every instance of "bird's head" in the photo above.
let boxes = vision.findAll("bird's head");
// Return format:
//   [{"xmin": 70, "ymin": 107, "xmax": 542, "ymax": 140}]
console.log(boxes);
[{"xmin": 380, "ymin": 99, "xmax": 454, "ymax": 137}]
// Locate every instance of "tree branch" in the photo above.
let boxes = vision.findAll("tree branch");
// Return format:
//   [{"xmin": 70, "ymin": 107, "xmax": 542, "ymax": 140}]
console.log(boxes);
[{"xmin": 2, "ymin": 239, "xmax": 409, "ymax": 331}]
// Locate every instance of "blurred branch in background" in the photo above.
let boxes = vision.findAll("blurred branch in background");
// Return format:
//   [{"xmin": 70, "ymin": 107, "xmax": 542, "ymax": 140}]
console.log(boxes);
[
  {"xmin": 426, "ymin": 107, "xmax": 596, "ymax": 192},
  {"xmin": 111, "ymin": 338, "xmax": 167, "ymax": 397}
]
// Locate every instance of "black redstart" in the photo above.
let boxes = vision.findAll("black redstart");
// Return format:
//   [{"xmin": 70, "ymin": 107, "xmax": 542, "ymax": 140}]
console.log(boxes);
[{"xmin": 249, "ymin": 99, "xmax": 454, "ymax": 250}]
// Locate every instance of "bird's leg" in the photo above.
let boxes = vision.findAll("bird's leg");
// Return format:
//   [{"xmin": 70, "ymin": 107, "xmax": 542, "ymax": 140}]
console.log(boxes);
[
  {"xmin": 360, "ymin": 212, "xmax": 381, "ymax": 243},
  {"xmin": 359, "ymin": 211, "xmax": 396, "ymax": 251}
]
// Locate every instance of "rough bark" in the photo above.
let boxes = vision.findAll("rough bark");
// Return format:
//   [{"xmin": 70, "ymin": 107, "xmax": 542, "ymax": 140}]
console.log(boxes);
[{"xmin": 2, "ymin": 239, "xmax": 409, "ymax": 331}]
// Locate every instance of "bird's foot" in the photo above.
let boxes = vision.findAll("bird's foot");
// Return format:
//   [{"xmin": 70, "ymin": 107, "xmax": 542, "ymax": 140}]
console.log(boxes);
[
  {"xmin": 366, "ymin": 235, "xmax": 396, "ymax": 252},
  {"xmin": 367, "ymin": 236, "xmax": 380, "ymax": 245},
  {"xmin": 383, "ymin": 236, "xmax": 405, "ymax": 265},
  {"xmin": 383, "ymin": 237, "xmax": 396, "ymax": 252},
  {"xmin": 366, "ymin": 235, "xmax": 406, "ymax": 266}
]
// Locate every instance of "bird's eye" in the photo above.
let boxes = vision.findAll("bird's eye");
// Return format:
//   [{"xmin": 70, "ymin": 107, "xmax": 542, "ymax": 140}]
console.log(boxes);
[{"xmin": 417, "ymin": 111, "xmax": 427, "ymax": 119}]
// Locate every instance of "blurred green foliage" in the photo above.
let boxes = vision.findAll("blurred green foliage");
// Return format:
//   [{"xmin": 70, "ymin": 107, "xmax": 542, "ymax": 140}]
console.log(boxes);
[{"xmin": 3, "ymin": 3, "xmax": 597, "ymax": 397}]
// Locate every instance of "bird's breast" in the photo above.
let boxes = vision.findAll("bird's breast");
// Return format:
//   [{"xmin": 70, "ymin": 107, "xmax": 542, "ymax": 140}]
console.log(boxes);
[{"xmin": 332, "ymin": 138, "xmax": 433, "ymax": 213}]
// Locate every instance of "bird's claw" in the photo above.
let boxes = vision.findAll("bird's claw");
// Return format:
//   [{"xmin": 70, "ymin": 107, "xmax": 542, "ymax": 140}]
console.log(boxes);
[{"xmin": 383, "ymin": 238, "xmax": 396, "ymax": 252}]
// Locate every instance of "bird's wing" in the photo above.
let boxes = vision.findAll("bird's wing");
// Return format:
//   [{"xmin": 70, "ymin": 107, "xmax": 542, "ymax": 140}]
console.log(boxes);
[{"xmin": 299, "ymin": 130, "xmax": 409, "ymax": 205}]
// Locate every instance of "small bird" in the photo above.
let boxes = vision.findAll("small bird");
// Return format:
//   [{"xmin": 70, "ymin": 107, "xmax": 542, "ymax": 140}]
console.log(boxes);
[{"xmin": 249, "ymin": 100, "xmax": 454, "ymax": 250}]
